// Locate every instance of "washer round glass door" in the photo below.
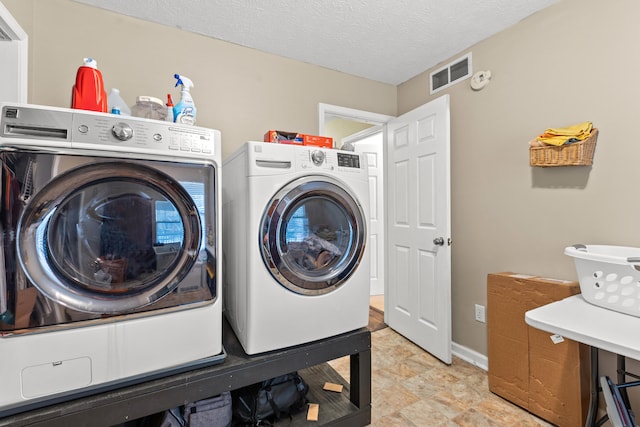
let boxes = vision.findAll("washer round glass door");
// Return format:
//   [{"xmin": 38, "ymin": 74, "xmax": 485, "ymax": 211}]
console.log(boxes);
[
  {"xmin": 17, "ymin": 161, "xmax": 201, "ymax": 314},
  {"xmin": 260, "ymin": 176, "xmax": 366, "ymax": 295}
]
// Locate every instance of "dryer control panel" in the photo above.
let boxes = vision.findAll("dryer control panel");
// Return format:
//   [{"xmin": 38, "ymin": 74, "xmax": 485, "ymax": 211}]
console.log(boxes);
[{"xmin": 0, "ymin": 103, "xmax": 221, "ymax": 160}]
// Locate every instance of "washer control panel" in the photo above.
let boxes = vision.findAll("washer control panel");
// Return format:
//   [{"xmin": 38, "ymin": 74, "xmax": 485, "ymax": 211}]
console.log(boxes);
[
  {"xmin": 337, "ymin": 152, "xmax": 361, "ymax": 169},
  {"xmin": 297, "ymin": 148, "xmax": 362, "ymax": 171}
]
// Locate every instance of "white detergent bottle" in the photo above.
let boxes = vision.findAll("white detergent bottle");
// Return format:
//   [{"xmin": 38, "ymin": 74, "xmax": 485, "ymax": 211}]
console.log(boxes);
[
  {"xmin": 173, "ymin": 74, "xmax": 196, "ymax": 125},
  {"xmin": 107, "ymin": 88, "xmax": 131, "ymax": 116}
]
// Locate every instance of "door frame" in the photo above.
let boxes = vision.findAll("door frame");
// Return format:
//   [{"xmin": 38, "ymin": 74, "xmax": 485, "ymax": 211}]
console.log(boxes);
[{"xmin": 0, "ymin": 2, "xmax": 28, "ymax": 103}]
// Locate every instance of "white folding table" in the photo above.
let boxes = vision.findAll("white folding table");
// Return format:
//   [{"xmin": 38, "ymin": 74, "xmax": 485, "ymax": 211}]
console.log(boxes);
[{"xmin": 526, "ymin": 294, "xmax": 640, "ymax": 427}]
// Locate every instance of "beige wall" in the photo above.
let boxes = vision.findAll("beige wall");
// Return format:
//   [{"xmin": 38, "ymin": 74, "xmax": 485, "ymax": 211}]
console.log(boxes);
[
  {"xmin": 6, "ymin": 0, "xmax": 639, "ymax": 360},
  {"xmin": 3, "ymin": 0, "xmax": 396, "ymax": 159},
  {"xmin": 399, "ymin": 0, "xmax": 640, "ymax": 356}
]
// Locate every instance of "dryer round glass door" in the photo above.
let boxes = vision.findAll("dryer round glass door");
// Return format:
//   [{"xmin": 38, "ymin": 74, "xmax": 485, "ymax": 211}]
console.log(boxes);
[
  {"xmin": 17, "ymin": 161, "xmax": 202, "ymax": 314},
  {"xmin": 260, "ymin": 176, "xmax": 366, "ymax": 295}
]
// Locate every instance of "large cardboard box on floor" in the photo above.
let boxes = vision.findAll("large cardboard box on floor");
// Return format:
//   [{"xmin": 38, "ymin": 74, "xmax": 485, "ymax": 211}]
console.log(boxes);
[{"xmin": 487, "ymin": 272, "xmax": 590, "ymax": 427}]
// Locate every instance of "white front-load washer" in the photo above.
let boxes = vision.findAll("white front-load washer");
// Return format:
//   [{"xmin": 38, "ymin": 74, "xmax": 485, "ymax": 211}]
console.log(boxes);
[
  {"xmin": 223, "ymin": 141, "xmax": 370, "ymax": 355},
  {"xmin": 0, "ymin": 104, "xmax": 224, "ymax": 416}
]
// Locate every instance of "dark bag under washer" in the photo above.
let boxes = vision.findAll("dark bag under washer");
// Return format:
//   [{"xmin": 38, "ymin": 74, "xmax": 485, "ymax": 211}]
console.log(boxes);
[
  {"xmin": 232, "ymin": 372, "xmax": 309, "ymax": 426},
  {"xmin": 183, "ymin": 391, "xmax": 232, "ymax": 427}
]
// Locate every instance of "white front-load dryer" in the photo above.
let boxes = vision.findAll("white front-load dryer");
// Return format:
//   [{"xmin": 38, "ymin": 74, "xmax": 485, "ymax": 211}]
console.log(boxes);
[
  {"xmin": 223, "ymin": 141, "xmax": 370, "ymax": 355},
  {"xmin": 0, "ymin": 104, "xmax": 224, "ymax": 416}
]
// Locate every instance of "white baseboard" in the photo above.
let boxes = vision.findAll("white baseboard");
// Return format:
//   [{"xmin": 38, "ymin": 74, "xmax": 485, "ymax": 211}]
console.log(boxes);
[
  {"xmin": 378, "ymin": 325, "xmax": 488, "ymax": 370},
  {"xmin": 452, "ymin": 341, "xmax": 488, "ymax": 371}
]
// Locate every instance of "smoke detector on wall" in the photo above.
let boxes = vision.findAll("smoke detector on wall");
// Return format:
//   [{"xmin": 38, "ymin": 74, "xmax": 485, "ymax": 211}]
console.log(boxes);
[{"xmin": 470, "ymin": 70, "xmax": 491, "ymax": 91}]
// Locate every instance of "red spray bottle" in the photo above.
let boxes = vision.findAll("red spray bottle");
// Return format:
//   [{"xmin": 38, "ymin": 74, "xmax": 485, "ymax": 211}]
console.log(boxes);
[{"xmin": 71, "ymin": 57, "xmax": 108, "ymax": 112}]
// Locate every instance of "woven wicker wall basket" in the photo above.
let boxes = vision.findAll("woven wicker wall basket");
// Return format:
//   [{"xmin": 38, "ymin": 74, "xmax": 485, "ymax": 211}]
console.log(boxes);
[{"xmin": 529, "ymin": 128, "xmax": 598, "ymax": 167}]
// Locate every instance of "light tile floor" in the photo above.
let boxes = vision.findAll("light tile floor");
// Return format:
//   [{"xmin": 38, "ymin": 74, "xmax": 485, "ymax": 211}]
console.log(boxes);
[{"xmin": 328, "ymin": 297, "xmax": 554, "ymax": 426}]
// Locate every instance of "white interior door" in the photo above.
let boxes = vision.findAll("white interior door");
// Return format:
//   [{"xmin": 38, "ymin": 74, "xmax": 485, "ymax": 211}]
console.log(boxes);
[
  {"xmin": 346, "ymin": 129, "xmax": 384, "ymax": 295},
  {"xmin": 385, "ymin": 94, "xmax": 451, "ymax": 364}
]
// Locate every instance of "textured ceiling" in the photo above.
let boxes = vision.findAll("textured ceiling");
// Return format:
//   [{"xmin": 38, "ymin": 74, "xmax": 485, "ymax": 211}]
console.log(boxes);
[{"xmin": 74, "ymin": 0, "xmax": 558, "ymax": 85}]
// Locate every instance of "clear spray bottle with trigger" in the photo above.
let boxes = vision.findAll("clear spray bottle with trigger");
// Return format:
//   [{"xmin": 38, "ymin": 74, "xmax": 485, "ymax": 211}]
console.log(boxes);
[{"xmin": 173, "ymin": 74, "xmax": 196, "ymax": 125}]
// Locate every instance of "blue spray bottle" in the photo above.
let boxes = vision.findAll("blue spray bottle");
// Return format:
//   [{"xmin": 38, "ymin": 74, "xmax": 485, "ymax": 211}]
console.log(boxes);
[{"xmin": 173, "ymin": 74, "xmax": 196, "ymax": 125}]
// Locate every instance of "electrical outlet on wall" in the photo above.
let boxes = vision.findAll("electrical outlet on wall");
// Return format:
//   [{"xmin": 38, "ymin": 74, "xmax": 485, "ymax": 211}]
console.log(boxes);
[{"xmin": 475, "ymin": 304, "xmax": 486, "ymax": 323}]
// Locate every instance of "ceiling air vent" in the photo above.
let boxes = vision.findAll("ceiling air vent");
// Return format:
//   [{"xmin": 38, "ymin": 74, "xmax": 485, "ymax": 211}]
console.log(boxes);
[{"xmin": 430, "ymin": 53, "xmax": 472, "ymax": 94}]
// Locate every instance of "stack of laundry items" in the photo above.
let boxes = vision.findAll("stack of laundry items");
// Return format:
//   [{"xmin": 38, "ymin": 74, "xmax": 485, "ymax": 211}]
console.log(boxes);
[{"xmin": 530, "ymin": 121, "xmax": 593, "ymax": 147}]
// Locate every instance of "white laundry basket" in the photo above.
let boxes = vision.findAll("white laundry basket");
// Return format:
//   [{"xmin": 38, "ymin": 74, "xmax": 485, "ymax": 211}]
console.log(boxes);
[{"xmin": 565, "ymin": 244, "xmax": 640, "ymax": 317}]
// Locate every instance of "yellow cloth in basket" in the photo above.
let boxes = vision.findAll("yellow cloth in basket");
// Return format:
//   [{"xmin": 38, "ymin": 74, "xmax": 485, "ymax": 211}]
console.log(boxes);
[{"xmin": 537, "ymin": 121, "xmax": 593, "ymax": 146}]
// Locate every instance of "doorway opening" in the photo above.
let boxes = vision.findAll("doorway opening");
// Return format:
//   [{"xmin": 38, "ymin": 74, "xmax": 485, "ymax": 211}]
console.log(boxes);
[
  {"xmin": 318, "ymin": 103, "xmax": 390, "ymax": 150},
  {"xmin": 318, "ymin": 103, "xmax": 391, "ymax": 302},
  {"xmin": 321, "ymin": 97, "xmax": 452, "ymax": 363}
]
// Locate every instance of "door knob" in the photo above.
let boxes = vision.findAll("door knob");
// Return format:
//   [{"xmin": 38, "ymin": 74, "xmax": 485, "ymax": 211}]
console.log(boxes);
[{"xmin": 433, "ymin": 237, "xmax": 445, "ymax": 246}]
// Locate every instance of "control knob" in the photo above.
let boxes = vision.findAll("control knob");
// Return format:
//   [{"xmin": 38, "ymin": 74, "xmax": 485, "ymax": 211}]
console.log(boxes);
[
  {"xmin": 111, "ymin": 122, "xmax": 134, "ymax": 141},
  {"xmin": 311, "ymin": 150, "xmax": 325, "ymax": 166}
]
